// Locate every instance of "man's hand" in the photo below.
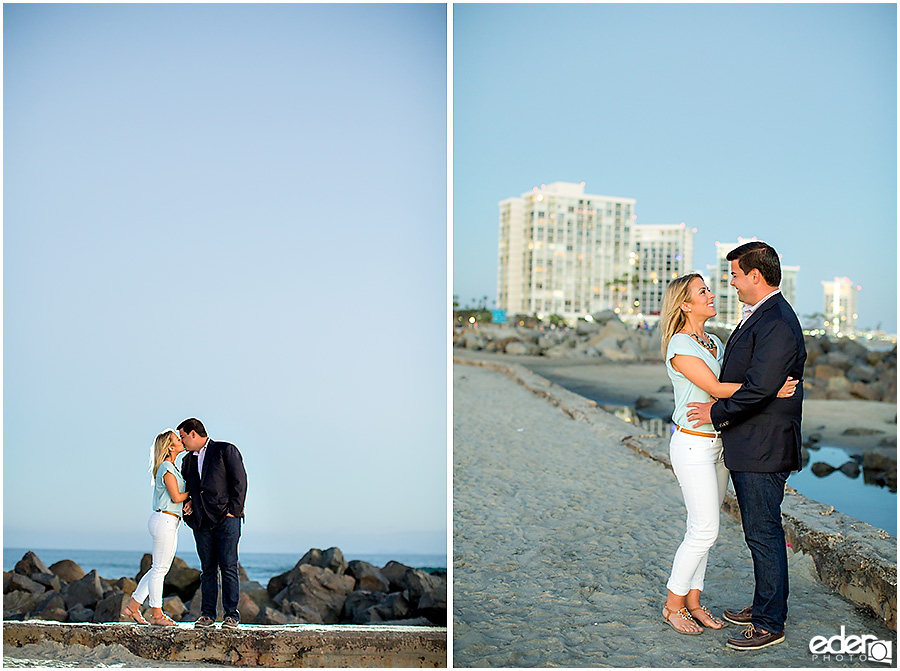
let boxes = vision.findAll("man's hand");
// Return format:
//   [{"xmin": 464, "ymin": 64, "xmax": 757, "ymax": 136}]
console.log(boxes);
[
  {"xmin": 226, "ymin": 513, "xmax": 235, "ymax": 518},
  {"xmin": 184, "ymin": 500, "xmax": 193, "ymax": 516},
  {"xmin": 686, "ymin": 401, "xmax": 714, "ymax": 428}
]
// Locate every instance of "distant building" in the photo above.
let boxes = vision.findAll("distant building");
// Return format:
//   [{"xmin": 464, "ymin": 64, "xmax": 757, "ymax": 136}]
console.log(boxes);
[
  {"xmin": 781, "ymin": 265, "xmax": 799, "ymax": 309},
  {"xmin": 713, "ymin": 238, "xmax": 799, "ymax": 327},
  {"xmin": 632, "ymin": 223, "xmax": 695, "ymax": 316},
  {"xmin": 497, "ymin": 182, "xmax": 636, "ymax": 322},
  {"xmin": 822, "ymin": 277, "xmax": 859, "ymax": 335}
]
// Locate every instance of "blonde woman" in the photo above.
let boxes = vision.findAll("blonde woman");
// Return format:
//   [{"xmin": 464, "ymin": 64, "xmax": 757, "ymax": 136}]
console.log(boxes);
[
  {"xmin": 659, "ymin": 274, "xmax": 796, "ymax": 635},
  {"xmin": 123, "ymin": 430, "xmax": 190, "ymax": 626}
]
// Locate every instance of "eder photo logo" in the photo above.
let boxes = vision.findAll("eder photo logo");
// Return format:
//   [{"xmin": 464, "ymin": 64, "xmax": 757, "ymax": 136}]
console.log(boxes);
[{"xmin": 809, "ymin": 626, "xmax": 893, "ymax": 664}]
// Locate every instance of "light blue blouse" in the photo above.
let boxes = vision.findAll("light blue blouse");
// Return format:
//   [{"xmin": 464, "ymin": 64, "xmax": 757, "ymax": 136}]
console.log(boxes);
[
  {"xmin": 153, "ymin": 461, "xmax": 186, "ymax": 517},
  {"xmin": 666, "ymin": 332, "xmax": 725, "ymax": 433}
]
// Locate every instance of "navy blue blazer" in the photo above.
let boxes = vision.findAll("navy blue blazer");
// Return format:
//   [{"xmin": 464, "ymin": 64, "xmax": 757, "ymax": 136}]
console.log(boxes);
[
  {"xmin": 710, "ymin": 293, "xmax": 807, "ymax": 473},
  {"xmin": 181, "ymin": 439, "xmax": 247, "ymax": 529}
]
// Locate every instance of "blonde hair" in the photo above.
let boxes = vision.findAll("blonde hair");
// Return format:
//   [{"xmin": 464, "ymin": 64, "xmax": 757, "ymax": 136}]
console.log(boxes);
[
  {"xmin": 149, "ymin": 429, "xmax": 178, "ymax": 483},
  {"xmin": 660, "ymin": 273, "xmax": 703, "ymax": 358}
]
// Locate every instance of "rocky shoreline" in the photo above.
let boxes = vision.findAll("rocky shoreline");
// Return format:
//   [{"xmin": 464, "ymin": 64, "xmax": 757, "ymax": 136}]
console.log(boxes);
[
  {"xmin": 455, "ymin": 311, "xmax": 898, "ymax": 403},
  {"xmin": 3, "ymin": 547, "xmax": 446, "ymax": 628}
]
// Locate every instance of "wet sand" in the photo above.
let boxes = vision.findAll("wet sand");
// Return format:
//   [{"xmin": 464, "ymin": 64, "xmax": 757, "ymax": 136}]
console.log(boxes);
[{"xmin": 453, "ymin": 362, "xmax": 895, "ymax": 667}]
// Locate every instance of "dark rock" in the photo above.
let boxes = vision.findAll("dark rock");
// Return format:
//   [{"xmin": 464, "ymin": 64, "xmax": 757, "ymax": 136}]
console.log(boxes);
[
  {"xmin": 842, "ymin": 427, "xmax": 885, "ymax": 436},
  {"xmin": 5, "ymin": 573, "xmax": 46, "ymax": 595},
  {"xmin": 267, "ymin": 570, "xmax": 291, "ymax": 599},
  {"xmin": 49, "ymin": 560, "xmax": 85, "ymax": 584},
  {"xmin": 575, "ymin": 319, "xmax": 600, "ymax": 336},
  {"xmin": 342, "ymin": 590, "xmax": 386, "ymax": 624},
  {"xmin": 35, "ymin": 592, "xmax": 67, "ymax": 621},
  {"xmin": 815, "ymin": 364, "xmax": 844, "ymax": 380},
  {"xmin": 3, "ymin": 589, "xmax": 45, "ymax": 617},
  {"xmin": 164, "ymin": 560, "xmax": 201, "ymax": 602},
  {"xmin": 114, "ymin": 577, "xmax": 137, "ymax": 595},
  {"xmin": 93, "ymin": 591, "xmax": 130, "ymax": 623},
  {"xmin": 280, "ymin": 598, "xmax": 323, "ymax": 623},
  {"xmin": 404, "ymin": 569, "xmax": 447, "ymax": 625},
  {"xmin": 822, "ymin": 351, "xmax": 854, "ymax": 370},
  {"xmin": 811, "ymin": 462, "xmax": 837, "ymax": 477},
  {"xmin": 381, "ymin": 561, "xmax": 413, "ymax": 593},
  {"xmin": 14, "ymin": 552, "xmax": 50, "ymax": 577},
  {"xmin": 849, "ymin": 381, "xmax": 882, "ymax": 401},
  {"xmin": 838, "ymin": 461, "xmax": 861, "ymax": 478},
  {"xmin": 346, "ymin": 560, "xmax": 389, "ymax": 593},
  {"xmin": 847, "ymin": 364, "xmax": 878, "ymax": 383},
  {"xmin": 67, "ymin": 605, "xmax": 94, "ymax": 623},
  {"xmin": 878, "ymin": 436, "xmax": 897, "ymax": 447},
  {"xmin": 863, "ymin": 453, "xmax": 897, "ymax": 472},
  {"xmin": 635, "ymin": 396, "xmax": 656, "ymax": 410},
  {"xmin": 240, "ymin": 580, "xmax": 270, "ymax": 611},
  {"xmin": 298, "ymin": 547, "xmax": 348, "ymax": 576},
  {"xmin": 237, "ymin": 592, "xmax": 259, "ymax": 623},
  {"xmin": 280, "ymin": 564, "xmax": 355, "ymax": 624},
  {"xmin": 31, "ymin": 572, "xmax": 62, "ymax": 593},
  {"xmin": 256, "ymin": 605, "xmax": 288, "ymax": 625},
  {"xmin": 63, "ymin": 570, "xmax": 104, "ymax": 610},
  {"xmin": 374, "ymin": 592, "xmax": 412, "ymax": 622},
  {"xmin": 163, "ymin": 595, "xmax": 187, "ymax": 621}
]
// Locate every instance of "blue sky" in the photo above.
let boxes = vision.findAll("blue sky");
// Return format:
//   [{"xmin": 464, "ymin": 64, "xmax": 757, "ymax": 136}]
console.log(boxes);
[
  {"xmin": 4, "ymin": 3, "xmax": 447, "ymax": 555},
  {"xmin": 454, "ymin": 3, "xmax": 897, "ymax": 332}
]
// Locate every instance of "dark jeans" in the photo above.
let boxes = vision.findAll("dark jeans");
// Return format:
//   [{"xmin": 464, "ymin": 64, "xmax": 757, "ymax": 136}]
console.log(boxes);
[
  {"xmin": 730, "ymin": 470, "xmax": 790, "ymax": 634},
  {"xmin": 193, "ymin": 515, "xmax": 242, "ymax": 621}
]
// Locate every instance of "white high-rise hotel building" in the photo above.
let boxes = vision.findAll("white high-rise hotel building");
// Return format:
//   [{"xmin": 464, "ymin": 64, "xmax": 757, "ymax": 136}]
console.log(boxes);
[
  {"xmin": 497, "ymin": 182, "xmax": 694, "ymax": 322},
  {"xmin": 822, "ymin": 277, "xmax": 859, "ymax": 335}
]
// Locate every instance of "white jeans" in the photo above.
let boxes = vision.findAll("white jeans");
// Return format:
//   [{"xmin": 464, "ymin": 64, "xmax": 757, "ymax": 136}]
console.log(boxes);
[
  {"xmin": 666, "ymin": 429, "xmax": 729, "ymax": 596},
  {"xmin": 132, "ymin": 511, "xmax": 180, "ymax": 608}
]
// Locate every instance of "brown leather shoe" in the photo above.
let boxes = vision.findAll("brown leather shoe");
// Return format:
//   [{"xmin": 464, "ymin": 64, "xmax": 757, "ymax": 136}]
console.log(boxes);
[
  {"xmin": 722, "ymin": 606, "xmax": 753, "ymax": 625},
  {"xmin": 727, "ymin": 624, "xmax": 785, "ymax": 651}
]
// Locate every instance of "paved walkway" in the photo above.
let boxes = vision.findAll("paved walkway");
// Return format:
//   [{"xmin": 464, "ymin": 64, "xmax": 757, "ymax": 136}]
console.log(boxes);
[{"xmin": 453, "ymin": 363, "xmax": 896, "ymax": 667}]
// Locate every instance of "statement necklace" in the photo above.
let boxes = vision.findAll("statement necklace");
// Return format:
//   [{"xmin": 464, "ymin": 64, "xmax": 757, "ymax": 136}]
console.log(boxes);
[{"xmin": 689, "ymin": 332, "xmax": 716, "ymax": 352}]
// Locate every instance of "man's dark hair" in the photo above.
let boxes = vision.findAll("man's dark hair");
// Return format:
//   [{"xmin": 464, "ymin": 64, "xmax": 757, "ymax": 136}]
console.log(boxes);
[
  {"xmin": 177, "ymin": 417, "xmax": 208, "ymax": 437},
  {"xmin": 726, "ymin": 241, "xmax": 781, "ymax": 288}
]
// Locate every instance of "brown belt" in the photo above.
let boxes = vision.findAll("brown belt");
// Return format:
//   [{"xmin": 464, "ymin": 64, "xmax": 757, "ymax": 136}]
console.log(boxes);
[
  {"xmin": 676, "ymin": 425, "xmax": 721, "ymax": 439},
  {"xmin": 156, "ymin": 509, "xmax": 181, "ymax": 519}
]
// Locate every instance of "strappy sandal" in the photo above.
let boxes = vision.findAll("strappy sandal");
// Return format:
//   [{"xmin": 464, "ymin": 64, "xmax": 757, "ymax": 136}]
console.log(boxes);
[
  {"xmin": 149, "ymin": 612, "xmax": 177, "ymax": 626},
  {"xmin": 662, "ymin": 605, "xmax": 702, "ymax": 635},
  {"xmin": 122, "ymin": 604, "xmax": 149, "ymax": 625},
  {"xmin": 689, "ymin": 605, "xmax": 727, "ymax": 629}
]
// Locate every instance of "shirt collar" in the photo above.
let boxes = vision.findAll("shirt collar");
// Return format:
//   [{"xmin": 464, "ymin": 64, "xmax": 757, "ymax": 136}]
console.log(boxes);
[{"xmin": 741, "ymin": 288, "xmax": 781, "ymax": 324}]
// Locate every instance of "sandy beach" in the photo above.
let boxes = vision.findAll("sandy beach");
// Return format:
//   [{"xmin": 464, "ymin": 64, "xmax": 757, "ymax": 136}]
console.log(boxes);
[
  {"xmin": 455, "ymin": 351, "xmax": 897, "ymax": 458},
  {"xmin": 453, "ymin": 362, "xmax": 895, "ymax": 667},
  {"xmin": 3, "ymin": 639, "xmax": 224, "ymax": 667}
]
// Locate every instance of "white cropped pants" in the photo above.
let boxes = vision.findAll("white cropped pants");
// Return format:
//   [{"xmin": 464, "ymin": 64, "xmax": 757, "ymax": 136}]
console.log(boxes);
[
  {"xmin": 132, "ymin": 511, "xmax": 180, "ymax": 608},
  {"xmin": 666, "ymin": 429, "xmax": 729, "ymax": 596}
]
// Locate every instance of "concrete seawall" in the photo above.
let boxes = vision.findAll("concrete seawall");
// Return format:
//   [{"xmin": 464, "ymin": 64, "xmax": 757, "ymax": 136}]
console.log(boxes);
[
  {"xmin": 3, "ymin": 621, "xmax": 447, "ymax": 667},
  {"xmin": 456, "ymin": 356, "xmax": 897, "ymax": 631}
]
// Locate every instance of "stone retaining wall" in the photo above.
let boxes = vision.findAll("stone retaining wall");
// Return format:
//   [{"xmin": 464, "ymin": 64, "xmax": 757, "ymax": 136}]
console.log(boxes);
[
  {"xmin": 455, "ymin": 357, "xmax": 897, "ymax": 631},
  {"xmin": 3, "ymin": 621, "xmax": 447, "ymax": 667}
]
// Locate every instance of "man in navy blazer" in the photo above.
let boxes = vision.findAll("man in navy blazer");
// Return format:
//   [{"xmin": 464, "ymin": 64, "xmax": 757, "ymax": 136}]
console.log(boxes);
[
  {"xmin": 178, "ymin": 417, "xmax": 247, "ymax": 629},
  {"xmin": 687, "ymin": 241, "xmax": 806, "ymax": 651}
]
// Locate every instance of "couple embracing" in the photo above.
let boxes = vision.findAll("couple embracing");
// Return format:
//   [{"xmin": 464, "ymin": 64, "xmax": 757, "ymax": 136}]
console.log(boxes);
[
  {"xmin": 122, "ymin": 418, "xmax": 248, "ymax": 629},
  {"xmin": 659, "ymin": 241, "xmax": 807, "ymax": 651}
]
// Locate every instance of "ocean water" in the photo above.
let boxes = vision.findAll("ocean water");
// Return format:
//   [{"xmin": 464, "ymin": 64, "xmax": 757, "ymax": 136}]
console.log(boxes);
[{"xmin": 3, "ymin": 548, "xmax": 446, "ymax": 585}]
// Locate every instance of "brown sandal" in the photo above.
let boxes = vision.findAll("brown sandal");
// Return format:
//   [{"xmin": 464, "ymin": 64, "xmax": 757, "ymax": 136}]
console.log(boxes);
[
  {"xmin": 662, "ymin": 605, "xmax": 702, "ymax": 635},
  {"xmin": 689, "ymin": 605, "xmax": 726, "ymax": 629},
  {"xmin": 122, "ymin": 604, "xmax": 149, "ymax": 625},
  {"xmin": 149, "ymin": 612, "xmax": 177, "ymax": 626}
]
